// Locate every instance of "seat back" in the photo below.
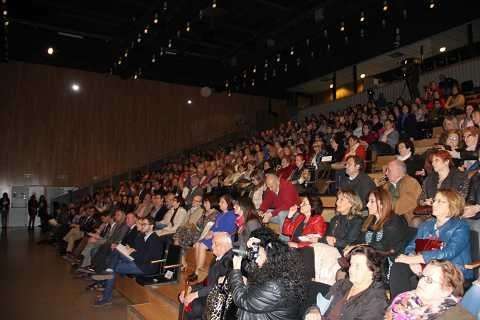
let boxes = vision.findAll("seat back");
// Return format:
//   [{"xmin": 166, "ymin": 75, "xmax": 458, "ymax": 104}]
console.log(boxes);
[{"xmin": 164, "ymin": 244, "xmax": 182, "ymax": 268}]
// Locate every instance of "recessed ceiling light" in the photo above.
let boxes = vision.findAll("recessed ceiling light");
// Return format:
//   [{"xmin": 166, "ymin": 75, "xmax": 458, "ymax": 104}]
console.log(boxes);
[
  {"xmin": 360, "ymin": 73, "xmax": 366, "ymax": 79},
  {"xmin": 439, "ymin": 46, "xmax": 447, "ymax": 52},
  {"xmin": 71, "ymin": 83, "xmax": 80, "ymax": 92},
  {"xmin": 187, "ymin": 99, "xmax": 192, "ymax": 104},
  {"xmin": 47, "ymin": 47, "xmax": 54, "ymax": 55},
  {"xmin": 329, "ymin": 83, "xmax": 334, "ymax": 89}
]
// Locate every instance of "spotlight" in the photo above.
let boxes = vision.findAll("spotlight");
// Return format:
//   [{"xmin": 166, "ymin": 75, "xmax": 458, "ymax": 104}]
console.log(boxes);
[
  {"xmin": 160, "ymin": 48, "xmax": 165, "ymax": 56},
  {"xmin": 124, "ymin": 50, "xmax": 128, "ymax": 58},
  {"xmin": 163, "ymin": 1, "xmax": 167, "ymax": 11},
  {"xmin": 47, "ymin": 47, "xmax": 54, "ymax": 55},
  {"xmin": 429, "ymin": 0, "xmax": 435, "ymax": 9},
  {"xmin": 284, "ymin": 64, "xmax": 288, "ymax": 72},
  {"xmin": 168, "ymin": 39, "xmax": 172, "ymax": 48},
  {"xmin": 4, "ymin": 20, "xmax": 8, "ymax": 26},
  {"xmin": 360, "ymin": 73, "xmax": 366, "ymax": 79},
  {"xmin": 276, "ymin": 54, "xmax": 280, "ymax": 63},
  {"xmin": 144, "ymin": 27, "xmax": 149, "ymax": 34},
  {"xmin": 117, "ymin": 59, "xmax": 122, "ymax": 65},
  {"xmin": 2, "ymin": 10, "xmax": 7, "ymax": 16},
  {"xmin": 153, "ymin": 13, "xmax": 159, "ymax": 24},
  {"xmin": 340, "ymin": 22, "xmax": 345, "ymax": 32},
  {"xmin": 360, "ymin": 12, "xmax": 365, "ymax": 22},
  {"xmin": 187, "ymin": 99, "xmax": 192, "ymax": 104},
  {"xmin": 71, "ymin": 83, "xmax": 80, "ymax": 92},
  {"xmin": 186, "ymin": 22, "xmax": 190, "ymax": 32},
  {"xmin": 290, "ymin": 46, "xmax": 294, "ymax": 55},
  {"xmin": 151, "ymin": 54, "xmax": 156, "ymax": 63},
  {"xmin": 133, "ymin": 74, "xmax": 138, "ymax": 80},
  {"xmin": 137, "ymin": 34, "xmax": 142, "ymax": 43},
  {"xmin": 212, "ymin": 0, "xmax": 216, "ymax": 8},
  {"xmin": 329, "ymin": 83, "xmax": 334, "ymax": 89},
  {"xmin": 439, "ymin": 46, "xmax": 446, "ymax": 52},
  {"xmin": 253, "ymin": 65, "xmax": 257, "ymax": 73},
  {"xmin": 264, "ymin": 59, "xmax": 268, "ymax": 68},
  {"xmin": 225, "ymin": 80, "xmax": 229, "ymax": 88},
  {"xmin": 383, "ymin": 1, "xmax": 388, "ymax": 11},
  {"xmin": 251, "ymin": 79, "xmax": 255, "ymax": 87}
]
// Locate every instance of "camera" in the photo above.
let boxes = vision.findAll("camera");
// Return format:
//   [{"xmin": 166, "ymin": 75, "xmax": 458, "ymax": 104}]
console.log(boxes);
[{"xmin": 233, "ymin": 242, "xmax": 260, "ymax": 262}]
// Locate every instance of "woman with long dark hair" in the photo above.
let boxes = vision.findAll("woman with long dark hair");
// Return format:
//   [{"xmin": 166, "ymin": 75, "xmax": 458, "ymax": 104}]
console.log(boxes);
[
  {"xmin": 229, "ymin": 227, "xmax": 305, "ymax": 320},
  {"xmin": 0, "ymin": 192, "xmax": 10, "ymax": 229}
]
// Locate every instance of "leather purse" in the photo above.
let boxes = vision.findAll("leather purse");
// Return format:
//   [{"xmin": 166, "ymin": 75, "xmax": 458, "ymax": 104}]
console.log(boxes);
[{"xmin": 415, "ymin": 238, "xmax": 443, "ymax": 254}]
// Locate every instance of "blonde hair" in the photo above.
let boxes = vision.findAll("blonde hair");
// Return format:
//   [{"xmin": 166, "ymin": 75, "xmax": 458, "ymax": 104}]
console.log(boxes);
[
  {"xmin": 436, "ymin": 189, "xmax": 465, "ymax": 218},
  {"xmin": 337, "ymin": 190, "xmax": 363, "ymax": 218}
]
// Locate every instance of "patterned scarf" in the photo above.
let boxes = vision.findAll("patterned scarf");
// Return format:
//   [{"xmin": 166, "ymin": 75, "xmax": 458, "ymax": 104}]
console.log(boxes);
[{"xmin": 389, "ymin": 290, "xmax": 460, "ymax": 320}]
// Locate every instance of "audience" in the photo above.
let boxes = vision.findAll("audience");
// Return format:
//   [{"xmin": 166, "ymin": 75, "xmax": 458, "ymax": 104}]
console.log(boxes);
[{"xmin": 43, "ymin": 75, "xmax": 480, "ymax": 318}]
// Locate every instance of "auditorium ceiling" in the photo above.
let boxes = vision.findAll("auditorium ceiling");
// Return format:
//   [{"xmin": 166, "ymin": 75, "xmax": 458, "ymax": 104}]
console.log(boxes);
[{"xmin": 1, "ymin": 0, "xmax": 479, "ymax": 98}]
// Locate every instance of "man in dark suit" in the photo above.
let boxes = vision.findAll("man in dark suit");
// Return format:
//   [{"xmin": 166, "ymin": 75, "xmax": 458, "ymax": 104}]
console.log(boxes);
[
  {"xmin": 150, "ymin": 192, "xmax": 168, "ymax": 225},
  {"xmin": 184, "ymin": 175, "xmax": 204, "ymax": 209},
  {"xmin": 92, "ymin": 216, "xmax": 163, "ymax": 306},
  {"xmin": 179, "ymin": 232, "xmax": 233, "ymax": 320}
]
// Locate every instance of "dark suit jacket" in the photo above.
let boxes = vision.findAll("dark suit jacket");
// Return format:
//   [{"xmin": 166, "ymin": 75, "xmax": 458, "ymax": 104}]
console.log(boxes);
[
  {"xmin": 197, "ymin": 249, "xmax": 233, "ymax": 298},
  {"xmin": 122, "ymin": 225, "xmax": 139, "ymax": 247},
  {"xmin": 107, "ymin": 222, "xmax": 129, "ymax": 244},
  {"xmin": 184, "ymin": 186, "xmax": 204, "ymax": 209},
  {"xmin": 131, "ymin": 232, "xmax": 164, "ymax": 274}
]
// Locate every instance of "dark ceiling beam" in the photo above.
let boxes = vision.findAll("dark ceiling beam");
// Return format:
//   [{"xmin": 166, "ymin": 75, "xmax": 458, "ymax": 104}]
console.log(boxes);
[
  {"xmin": 178, "ymin": 37, "xmax": 232, "ymax": 51},
  {"xmin": 250, "ymin": 0, "xmax": 292, "ymax": 12},
  {"xmin": 11, "ymin": 18, "xmax": 112, "ymax": 41}
]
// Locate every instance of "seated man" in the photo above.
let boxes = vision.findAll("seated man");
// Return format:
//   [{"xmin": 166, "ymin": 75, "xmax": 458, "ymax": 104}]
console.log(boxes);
[
  {"xmin": 382, "ymin": 159, "xmax": 422, "ymax": 226},
  {"xmin": 338, "ymin": 155, "xmax": 376, "ymax": 207},
  {"xmin": 91, "ymin": 216, "xmax": 163, "ymax": 306},
  {"xmin": 258, "ymin": 171, "xmax": 299, "ymax": 238},
  {"xmin": 179, "ymin": 232, "xmax": 233, "ymax": 320}
]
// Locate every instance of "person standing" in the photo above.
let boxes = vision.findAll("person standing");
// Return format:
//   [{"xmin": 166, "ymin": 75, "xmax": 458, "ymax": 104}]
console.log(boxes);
[
  {"xmin": 0, "ymin": 193, "xmax": 10, "ymax": 229},
  {"xmin": 28, "ymin": 194, "xmax": 38, "ymax": 230},
  {"xmin": 38, "ymin": 195, "xmax": 49, "ymax": 233}
]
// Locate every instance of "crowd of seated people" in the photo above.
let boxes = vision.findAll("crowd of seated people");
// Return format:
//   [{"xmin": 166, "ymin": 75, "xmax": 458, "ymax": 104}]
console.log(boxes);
[{"xmin": 38, "ymin": 74, "xmax": 480, "ymax": 319}]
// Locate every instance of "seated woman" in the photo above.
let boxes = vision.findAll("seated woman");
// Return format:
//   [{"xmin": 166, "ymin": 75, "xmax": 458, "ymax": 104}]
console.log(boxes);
[
  {"xmin": 386, "ymin": 260, "xmax": 464, "ymax": 320},
  {"xmin": 390, "ymin": 189, "xmax": 473, "ymax": 299},
  {"xmin": 190, "ymin": 194, "xmax": 237, "ymax": 280},
  {"xmin": 343, "ymin": 136, "xmax": 367, "ymax": 162},
  {"xmin": 173, "ymin": 195, "xmax": 218, "ymax": 269},
  {"xmin": 283, "ymin": 194, "xmax": 327, "ymax": 248},
  {"xmin": 439, "ymin": 130, "xmax": 464, "ymax": 168},
  {"xmin": 323, "ymin": 190, "xmax": 364, "ymax": 251},
  {"xmin": 361, "ymin": 188, "xmax": 409, "ymax": 255},
  {"xmin": 228, "ymin": 227, "xmax": 305, "ymax": 320},
  {"xmin": 448, "ymin": 126, "xmax": 480, "ymax": 174},
  {"xmin": 232, "ymin": 197, "xmax": 262, "ymax": 250},
  {"xmin": 396, "ymin": 139, "xmax": 424, "ymax": 179},
  {"xmin": 445, "ymin": 84, "xmax": 466, "ymax": 113},
  {"xmin": 420, "ymin": 150, "xmax": 469, "ymax": 206},
  {"xmin": 304, "ymin": 245, "xmax": 388, "ymax": 320}
]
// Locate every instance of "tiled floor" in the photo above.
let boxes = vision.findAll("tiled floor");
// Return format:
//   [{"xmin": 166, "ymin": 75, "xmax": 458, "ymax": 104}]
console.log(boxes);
[{"xmin": 0, "ymin": 228, "xmax": 128, "ymax": 320}]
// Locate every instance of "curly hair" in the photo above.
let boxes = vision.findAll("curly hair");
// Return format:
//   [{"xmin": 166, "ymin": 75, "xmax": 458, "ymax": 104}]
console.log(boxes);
[
  {"xmin": 344, "ymin": 245, "xmax": 384, "ymax": 283},
  {"xmin": 244, "ymin": 227, "xmax": 306, "ymax": 304}
]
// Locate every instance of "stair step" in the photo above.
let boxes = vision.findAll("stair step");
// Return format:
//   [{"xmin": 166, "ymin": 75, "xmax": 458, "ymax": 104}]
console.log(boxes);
[{"xmin": 128, "ymin": 303, "xmax": 178, "ymax": 320}]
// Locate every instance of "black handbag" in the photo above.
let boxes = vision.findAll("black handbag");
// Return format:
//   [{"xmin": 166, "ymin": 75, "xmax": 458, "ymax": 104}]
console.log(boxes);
[{"xmin": 205, "ymin": 274, "xmax": 236, "ymax": 320}]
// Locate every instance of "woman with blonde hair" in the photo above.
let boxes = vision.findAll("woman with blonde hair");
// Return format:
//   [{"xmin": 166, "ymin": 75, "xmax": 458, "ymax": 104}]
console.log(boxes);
[
  {"xmin": 390, "ymin": 189, "xmax": 473, "ymax": 299},
  {"xmin": 323, "ymin": 190, "xmax": 364, "ymax": 251}
]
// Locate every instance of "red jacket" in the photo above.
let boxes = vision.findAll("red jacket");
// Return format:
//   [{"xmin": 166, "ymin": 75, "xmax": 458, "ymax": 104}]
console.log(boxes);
[
  {"xmin": 260, "ymin": 178, "xmax": 299, "ymax": 217},
  {"xmin": 282, "ymin": 214, "xmax": 327, "ymax": 248}
]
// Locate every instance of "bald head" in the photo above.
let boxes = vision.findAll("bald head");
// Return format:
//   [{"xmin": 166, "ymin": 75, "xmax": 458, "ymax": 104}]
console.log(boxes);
[
  {"xmin": 386, "ymin": 160, "xmax": 407, "ymax": 183},
  {"xmin": 212, "ymin": 232, "xmax": 232, "ymax": 258}
]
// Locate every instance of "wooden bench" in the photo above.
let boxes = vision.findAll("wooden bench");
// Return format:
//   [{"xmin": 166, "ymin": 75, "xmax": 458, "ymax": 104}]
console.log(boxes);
[
  {"xmin": 320, "ymin": 196, "xmax": 337, "ymax": 223},
  {"xmin": 414, "ymin": 138, "xmax": 439, "ymax": 155},
  {"xmin": 115, "ymin": 275, "xmax": 150, "ymax": 304},
  {"xmin": 372, "ymin": 155, "xmax": 396, "ymax": 172}
]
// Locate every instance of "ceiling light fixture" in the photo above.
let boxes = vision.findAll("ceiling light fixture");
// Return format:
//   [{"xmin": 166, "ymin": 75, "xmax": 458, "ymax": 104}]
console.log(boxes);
[
  {"xmin": 439, "ymin": 46, "xmax": 446, "ymax": 52},
  {"xmin": 360, "ymin": 11, "xmax": 365, "ymax": 22},
  {"xmin": 329, "ymin": 83, "xmax": 334, "ymax": 89},
  {"xmin": 186, "ymin": 22, "xmax": 190, "ymax": 32},
  {"xmin": 71, "ymin": 83, "xmax": 80, "ymax": 92},
  {"xmin": 360, "ymin": 73, "xmax": 366, "ymax": 79},
  {"xmin": 429, "ymin": 0, "xmax": 435, "ymax": 9},
  {"xmin": 340, "ymin": 22, "xmax": 345, "ymax": 32},
  {"xmin": 212, "ymin": 0, "xmax": 217, "ymax": 8},
  {"xmin": 47, "ymin": 47, "xmax": 54, "ymax": 55},
  {"xmin": 187, "ymin": 99, "xmax": 192, "ymax": 104},
  {"xmin": 290, "ymin": 46, "xmax": 294, "ymax": 55},
  {"xmin": 383, "ymin": 1, "xmax": 389, "ymax": 11},
  {"xmin": 153, "ymin": 13, "xmax": 159, "ymax": 24}
]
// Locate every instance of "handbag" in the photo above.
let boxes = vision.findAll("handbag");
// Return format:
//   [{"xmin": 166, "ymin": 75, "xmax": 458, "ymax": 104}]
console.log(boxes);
[
  {"xmin": 415, "ymin": 238, "xmax": 443, "ymax": 253},
  {"xmin": 205, "ymin": 274, "xmax": 236, "ymax": 320}
]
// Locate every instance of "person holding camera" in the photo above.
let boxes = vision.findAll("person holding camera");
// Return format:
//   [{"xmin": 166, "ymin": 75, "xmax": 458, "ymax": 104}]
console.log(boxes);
[{"xmin": 228, "ymin": 227, "xmax": 305, "ymax": 320}]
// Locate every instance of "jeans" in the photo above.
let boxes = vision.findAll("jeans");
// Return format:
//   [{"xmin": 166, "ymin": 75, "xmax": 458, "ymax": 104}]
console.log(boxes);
[
  {"xmin": 461, "ymin": 282, "xmax": 480, "ymax": 318},
  {"xmin": 101, "ymin": 255, "xmax": 144, "ymax": 302},
  {"xmin": 270, "ymin": 210, "xmax": 289, "ymax": 242}
]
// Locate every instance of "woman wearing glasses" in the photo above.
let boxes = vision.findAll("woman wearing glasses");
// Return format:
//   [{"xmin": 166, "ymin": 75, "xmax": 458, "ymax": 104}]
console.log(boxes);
[
  {"xmin": 390, "ymin": 189, "xmax": 473, "ymax": 299},
  {"xmin": 386, "ymin": 260, "xmax": 464, "ymax": 320}
]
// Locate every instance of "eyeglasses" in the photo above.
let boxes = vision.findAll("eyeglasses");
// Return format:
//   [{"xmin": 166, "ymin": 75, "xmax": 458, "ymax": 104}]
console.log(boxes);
[{"xmin": 418, "ymin": 273, "xmax": 441, "ymax": 285}]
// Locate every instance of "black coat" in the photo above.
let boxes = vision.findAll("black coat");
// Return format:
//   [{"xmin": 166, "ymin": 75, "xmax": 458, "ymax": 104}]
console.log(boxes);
[
  {"xmin": 324, "ymin": 279, "xmax": 387, "ymax": 320},
  {"xmin": 467, "ymin": 173, "xmax": 480, "ymax": 219},
  {"xmin": 228, "ymin": 270, "xmax": 300, "ymax": 320},
  {"xmin": 324, "ymin": 214, "xmax": 364, "ymax": 251},
  {"xmin": 197, "ymin": 250, "xmax": 233, "ymax": 298},
  {"xmin": 359, "ymin": 214, "xmax": 409, "ymax": 255},
  {"xmin": 338, "ymin": 173, "xmax": 376, "ymax": 207},
  {"xmin": 131, "ymin": 232, "xmax": 164, "ymax": 274},
  {"xmin": 403, "ymin": 154, "xmax": 424, "ymax": 180},
  {"xmin": 422, "ymin": 168, "xmax": 469, "ymax": 200},
  {"xmin": 122, "ymin": 225, "xmax": 139, "ymax": 247}
]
